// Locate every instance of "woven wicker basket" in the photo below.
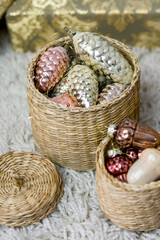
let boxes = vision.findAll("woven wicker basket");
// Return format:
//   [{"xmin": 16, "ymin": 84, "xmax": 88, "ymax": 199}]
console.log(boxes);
[
  {"xmin": 27, "ymin": 36, "xmax": 140, "ymax": 171},
  {"xmin": 0, "ymin": 151, "xmax": 63, "ymax": 227},
  {"xmin": 96, "ymin": 136, "xmax": 160, "ymax": 231}
]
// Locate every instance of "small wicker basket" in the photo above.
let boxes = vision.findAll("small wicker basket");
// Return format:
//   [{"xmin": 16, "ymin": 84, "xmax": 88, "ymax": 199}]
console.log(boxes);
[
  {"xmin": 96, "ymin": 136, "xmax": 160, "ymax": 231},
  {"xmin": 0, "ymin": 151, "xmax": 63, "ymax": 227},
  {"xmin": 27, "ymin": 36, "xmax": 140, "ymax": 171}
]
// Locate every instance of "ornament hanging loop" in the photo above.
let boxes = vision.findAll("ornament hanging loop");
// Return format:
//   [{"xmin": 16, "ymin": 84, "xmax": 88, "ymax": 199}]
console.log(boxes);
[{"xmin": 64, "ymin": 27, "xmax": 77, "ymax": 38}]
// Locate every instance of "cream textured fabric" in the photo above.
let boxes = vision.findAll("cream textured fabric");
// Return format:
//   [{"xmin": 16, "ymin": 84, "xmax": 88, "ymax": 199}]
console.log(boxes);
[{"xmin": 0, "ymin": 28, "xmax": 160, "ymax": 239}]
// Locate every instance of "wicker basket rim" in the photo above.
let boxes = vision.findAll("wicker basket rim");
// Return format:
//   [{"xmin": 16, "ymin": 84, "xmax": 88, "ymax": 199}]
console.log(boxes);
[
  {"xmin": 27, "ymin": 35, "xmax": 141, "ymax": 113},
  {"xmin": 96, "ymin": 136, "xmax": 160, "ymax": 191}
]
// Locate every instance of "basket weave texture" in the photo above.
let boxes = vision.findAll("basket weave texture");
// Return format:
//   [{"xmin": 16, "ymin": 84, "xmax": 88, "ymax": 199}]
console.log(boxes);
[
  {"xmin": 0, "ymin": 151, "xmax": 63, "ymax": 227},
  {"xmin": 27, "ymin": 36, "xmax": 140, "ymax": 171},
  {"xmin": 96, "ymin": 137, "xmax": 160, "ymax": 231}
]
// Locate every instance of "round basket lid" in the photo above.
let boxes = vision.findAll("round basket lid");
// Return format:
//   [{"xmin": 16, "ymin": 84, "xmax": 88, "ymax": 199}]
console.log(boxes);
[{"xmin": 0, "ymin": 151, "xmax": 63, "ymax": 227}]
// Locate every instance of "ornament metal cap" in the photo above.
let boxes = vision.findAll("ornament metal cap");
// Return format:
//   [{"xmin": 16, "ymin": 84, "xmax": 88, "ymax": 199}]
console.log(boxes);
[
  {"xmin": 64, "ymin": 27, "xmax": 77, "ymax": 38},
  {"xmin": 107, "ymin": 148, "xmax": 122, "ymax": 157},
  {"xmin": 108, "ymin": 124, "xmax": 117, "ymax": 138}
]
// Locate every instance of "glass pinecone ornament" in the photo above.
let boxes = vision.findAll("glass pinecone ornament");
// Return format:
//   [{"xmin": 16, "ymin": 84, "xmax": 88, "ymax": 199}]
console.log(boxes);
[
  {"xmin": 98, "ymin": 75, "xmax": 113, "ymax": 93},
  {"xmin": 106, "ymin": 154, "xmax": 133, "ymax": 176},
  {"xmin": 137, "ymin": 149, "xmax": 143, "ymax": 158},
  {"xmin": 51, "ymin": 77, "xmax": 69, "ymax": 97},
  {"xmin": 125, "ymin": 148, "xmax": 138, "ymax": 161},
  {"xmin": 66, "ymin": 28, "xmax": 133, "ymax": 85},
  {"xmin": 97, "ymin": 83, "xmax": 125, "ymax": 104},
  {"xmin": 116, "ymin": 173, "xmax": 128, "ymax": 183},
  {"xmin": 108, "ymin": 118, "xmax": 160, "ymax": 149},
  {"xmin": 156, "ymin": 145, "xmax": 160, "ymax": 151},
  {"xmin": 67, "ymin": 65, "xmax": 98, "ymax": 108},
  {"xmin": 49, "ymin": 92, "xmax": 80, "ymax": 107},
  {"xmin": 35, "ymin": 47, "xmax": 69, "ymax": 93},
  {"xmin": 50, "ymin": 57, "xmax": 85, "ymax": 97}
]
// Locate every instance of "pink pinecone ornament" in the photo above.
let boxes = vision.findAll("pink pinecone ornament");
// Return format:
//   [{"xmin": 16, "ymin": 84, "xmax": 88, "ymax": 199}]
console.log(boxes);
[{"xmin": 35, "ymin": 47, "xmax": 69, "ymax": 93}]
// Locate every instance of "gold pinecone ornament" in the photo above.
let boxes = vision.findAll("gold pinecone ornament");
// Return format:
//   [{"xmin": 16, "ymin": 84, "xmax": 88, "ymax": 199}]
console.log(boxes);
[
  {"xmin": 35, "ymin": 47, "xmax": 69, "ymax": 93},
  {"xmin": 66, "ymin": 28, "xmax": 133, "ymax": 85},
  {"xmin": 51, "ymin": 77, "xmax": 69, "ymax": 96},
  {"xmin": 98, "ymin": 83, "xmax": 126, "ymax": 104},
  {"xmin": 67, "ymin": 65, "xmax": 98, "ymax": 108}
]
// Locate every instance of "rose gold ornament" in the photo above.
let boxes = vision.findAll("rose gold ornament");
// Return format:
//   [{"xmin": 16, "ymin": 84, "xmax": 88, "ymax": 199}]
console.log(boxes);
[
  {"xmin": 49, "ymin": 92, "xmax": 80, "ymax": 107},
  {"xmin": 106, "ymin": 154, "xmax": 133, "ymax": 176},
  {"xmin": 156, "ymin": 145, "xmax": 160, "ymax": 151},
  {"xmin": 108, "ymin": 118, "xmax": 160, "ymax": 149},
  {"xmin": 35, "ymin": 47, "xmax": 69, "ymax": 93},
  {"xmin": 137, "ymin": 149, "xmax": 143, "ymax": 159},
  {"xmin": 126, "ymin": 148, "xmax": 138, "ymax": 161},
  {"xmin": 116, "ymin": 173, "xmax": 128, "ymax": 183}
]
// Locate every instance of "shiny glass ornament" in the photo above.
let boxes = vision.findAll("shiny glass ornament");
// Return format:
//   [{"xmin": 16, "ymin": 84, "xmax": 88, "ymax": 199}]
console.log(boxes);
[
  {"xmin": 66, "ymin": 28, "xmax": 133, "ymax": 85},
  {"xmin": 49, "ymin": 92, "xmax": 80, "ymax": 107},
  {"xmin": 51, "ymin": 77, "xmax": 69, "ymax": 96},
  {"xmin": 116, "ymin": 173, "xmax": 128, "ymax": 183},
  {"xmin": 126, "ymin": 148, "xmax": 138, "ymax": 161},
  {"xmin": 67, "ymin": 64, "xmax": 98, "ymax": 108},
  {"xmin": 108, "ymin": 118, "xmax": 160, "ymax": 149},
  {"xmin": 106, "ymin": 154, "xmax": 133, "ymax": 176},
  {"xmin": 35, "ymin": 46, "xmax": 69, "ymax": 93},
  {"xmin": 98, "ymin": 83, "xmax": 125, "ymax": 104}
]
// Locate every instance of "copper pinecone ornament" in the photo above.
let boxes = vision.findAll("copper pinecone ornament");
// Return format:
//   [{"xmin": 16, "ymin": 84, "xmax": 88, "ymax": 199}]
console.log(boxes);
[
  {"xmin": 49, "ymin": 92, "xmax": 80, "ymax": 107},
  {"xmin": 108, "ymin": 118, "xmax": 160, "ymax": 149},
  {"xmin": 106, "ymin": 154, "xmax": 133, "ymax": 176},
  {"xmin": 66, "ymin": 28, "xmax": 133, "ymax": 85},
  {"xmin": 35, "ymin": 47, "xmax": 69, "ymax": 93}
]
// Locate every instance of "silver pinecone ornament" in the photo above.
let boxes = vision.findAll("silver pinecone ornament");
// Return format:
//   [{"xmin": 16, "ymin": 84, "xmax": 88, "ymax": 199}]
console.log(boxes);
[
  {"xmin": 98, "ymin": 83, "xmax": 125, "ymax": 104},
  {"xmin": 67, "ymin": 65, "xmax": 98, "ymax": 108},
  {"xmin": 66, "ymin": 28, "xmax": 133, "ymax": 85}
]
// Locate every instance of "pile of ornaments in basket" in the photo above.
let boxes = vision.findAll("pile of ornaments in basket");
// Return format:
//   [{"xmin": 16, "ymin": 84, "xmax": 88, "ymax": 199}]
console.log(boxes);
[
  {"xmin": 106, "ymin": 118, "xmax": 160, "ymax": 185},
  {"xmin": 34, "ymin": 28, "xmax": 133, "ymax": 107}
]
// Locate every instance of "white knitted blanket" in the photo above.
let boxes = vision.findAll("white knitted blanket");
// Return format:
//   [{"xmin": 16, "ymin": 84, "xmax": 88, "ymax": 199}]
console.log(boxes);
[{"xmin": 0, "ymin": 28, "xmax": 160, "ymax": 240}]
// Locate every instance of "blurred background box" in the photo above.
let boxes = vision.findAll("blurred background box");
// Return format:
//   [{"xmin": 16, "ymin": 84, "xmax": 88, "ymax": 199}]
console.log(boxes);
[
  {"xmin": 0, "ymin": 0, "xmax": 13, "ymax": 20},
  {"xmin": 5, "ymin": 0, "xmax": 160, "ymax": 52}
]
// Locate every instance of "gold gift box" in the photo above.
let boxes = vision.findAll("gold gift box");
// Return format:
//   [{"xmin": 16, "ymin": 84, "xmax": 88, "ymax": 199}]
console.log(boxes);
[
  {"xmin": 6, "ymin": 0, "xmax": 160, "ymax": 51},
  {"xmin": 0, "ymin": 0, "xmax": 13, "ymax": 20}
]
